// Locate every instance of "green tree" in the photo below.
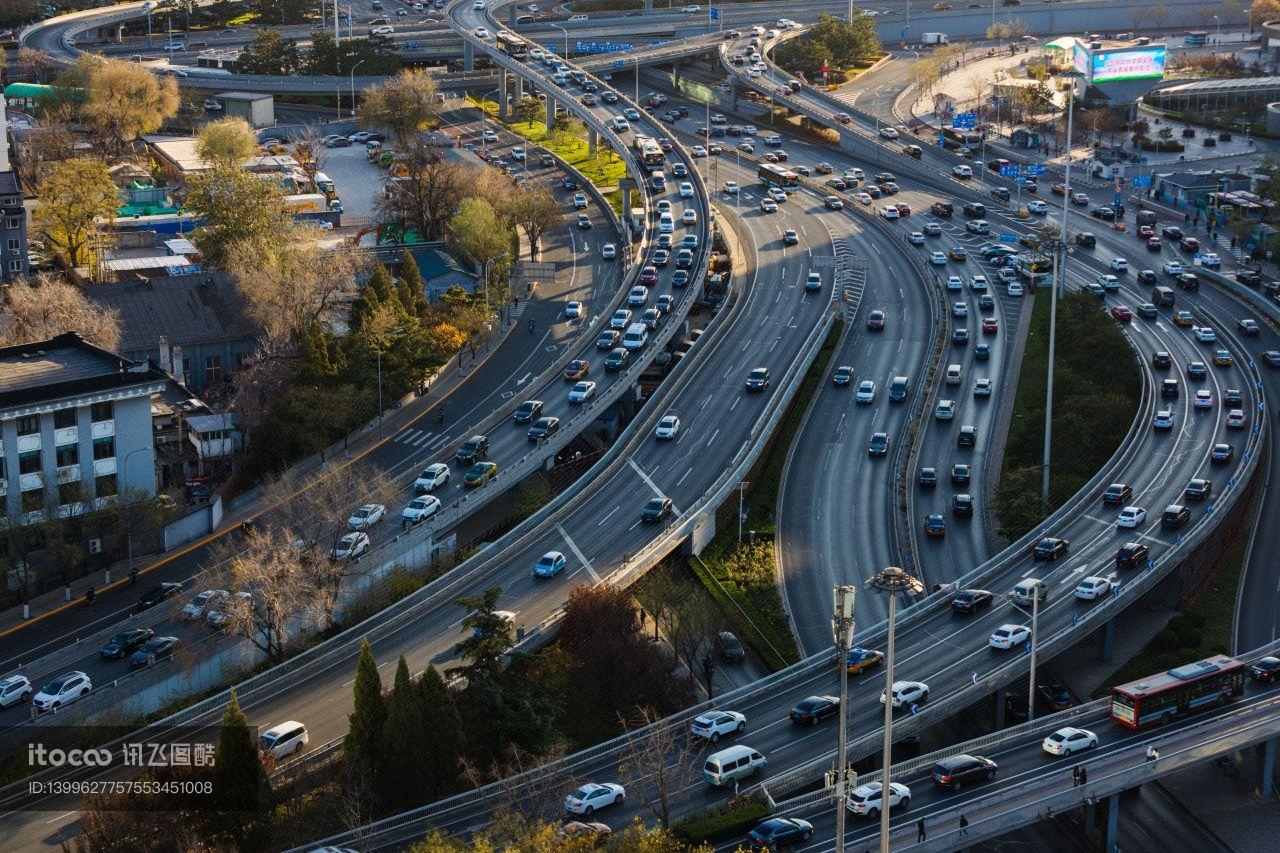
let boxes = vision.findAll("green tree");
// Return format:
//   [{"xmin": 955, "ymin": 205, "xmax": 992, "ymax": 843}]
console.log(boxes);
[
  {"xmin": 255, "ymin": 0, "xmax": 314, "ymax": 25},
  {"xmin": 234, "ymin": 29, "xmax": 303, "ymax": 75},
  {"xmin": 33, "ymin": 157, "xmax": 118, "ymax": 269},
  {"xmin": 196, "ymin": 116, "xmax": 258, "ymax": 168},
  {"xmin": 417, "ymin": 665, "xmax": 465, "ymax": 800},
  {"xmin": 398, "ymin": 249, "xmax": 430, "ymax": 316},
  {"xmin": 184, "ymin": 165, "xmax": 291, "ymax": 268},
  {"xmin": 513, "ymin": 95, "xmax": 543, "ymax": 126},
  {"xmin": 212, "ymin": 691, "xmax": 269, "ymax": 818},
  {"xmin": 377, "ymin": 656, "xmax": 431, "ymax": 808},
  {"xmin": 344, "ymin": 639, "xmax": 387, "ymax": 776},
  {"xmin": 450, "ymin": 197, "xmax": 514, "ymax": 285},
  {"xmin": 451, "ymin": 587, "xmax": 514, "ymax": 682}
]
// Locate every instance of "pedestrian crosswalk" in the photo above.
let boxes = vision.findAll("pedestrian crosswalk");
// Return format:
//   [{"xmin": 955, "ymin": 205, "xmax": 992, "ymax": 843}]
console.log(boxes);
[{"xmin": 394, "ymin": 428, "xmax": 447, "ymax": 452}]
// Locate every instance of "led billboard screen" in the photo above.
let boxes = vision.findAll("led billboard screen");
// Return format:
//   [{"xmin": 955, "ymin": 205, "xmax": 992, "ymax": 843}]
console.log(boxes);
[{"xmin": 1089, "ymin": 47, "xmax": 1167, "ymax": 82}]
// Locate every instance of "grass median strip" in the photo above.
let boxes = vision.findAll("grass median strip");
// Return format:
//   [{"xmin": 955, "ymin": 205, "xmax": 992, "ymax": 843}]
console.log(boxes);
[{"xmin": 994, "ymin": 290, "xmax": 1140, "ymax": 539}]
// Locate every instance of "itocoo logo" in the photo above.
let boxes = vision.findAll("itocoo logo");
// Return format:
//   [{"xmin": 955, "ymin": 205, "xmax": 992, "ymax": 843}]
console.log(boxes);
[{"xmin": 28, "ymin": 744, "xmax": 113, "ymax": 767}]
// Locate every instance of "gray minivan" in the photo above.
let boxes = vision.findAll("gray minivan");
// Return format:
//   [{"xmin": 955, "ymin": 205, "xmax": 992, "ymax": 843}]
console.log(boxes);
[{"xmin": 703, "ymin": 744, "xmax": 766, "ymax": 786}]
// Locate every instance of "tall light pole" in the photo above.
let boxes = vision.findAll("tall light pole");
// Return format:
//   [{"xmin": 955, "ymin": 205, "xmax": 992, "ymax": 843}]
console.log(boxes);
[
  {"xmin": 121, "ymin": 447, "xmax": 152, "ymax": 578},
  {"xmin": 1213, "ymin": 14, "xmax": 1220, "ymax": 41},
  {"xmin": 374, "ymin": 328, "xmax": 406, "ymax": 439},
  {"xmin": 1043, "ymin": 71, "xmax": 1078, "ymax": 512},
  {"xmin": 349, "ymin": 59, "xmax": 364, "ymax": 117},
  {"xmin": 550, "ymin": 23, "xmax": 569, "ymax": 59},
  {"xmin": 865, "ymin": 566, "xmax": 924, "ymax": 853},
  {"xmin": 832, "ymin": 585, "xmax": 857, "ymax": 853}
]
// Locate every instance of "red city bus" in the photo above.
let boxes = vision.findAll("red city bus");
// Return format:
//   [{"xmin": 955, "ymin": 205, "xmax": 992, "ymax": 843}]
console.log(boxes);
[{"xmin": 1110, "ymin": 655, "xmax": 1246, "ymax": 729}]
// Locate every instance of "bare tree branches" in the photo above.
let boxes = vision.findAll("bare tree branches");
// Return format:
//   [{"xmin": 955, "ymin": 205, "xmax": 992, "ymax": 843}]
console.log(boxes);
[
  {"xmin": 619, "ymin": 707, "xmax": 706, "ymax": 830},
  {"xmin": 1, "ymin": 273, "xmax": 121, "ymax": 349}
]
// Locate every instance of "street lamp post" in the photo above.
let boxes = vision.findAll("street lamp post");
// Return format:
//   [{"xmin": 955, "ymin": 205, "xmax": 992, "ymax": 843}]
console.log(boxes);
[
  {"xmin": 484, "ymin": 251, "xmax": 510, "ymax": 313},
  {"xmin": 550, "ymin": 23, "xmax": 569, "ymax": 59},
  {"xmin": 1213, "ymin": 15, "xmax": 1220, "ymax": 41},
  {"xmin": 349, "ymin": 59, "xmax": 364, "ymax": 118},
  {"xmin": 121, "ymin": 447, "xmax": 152, "ymax": 579},
  {"xmin": 832, "ymin": 585, "xmax": 857, "ymax": 853},
  {"xmin": 865, "ymin": 566, "xmax": 924, "ymax": 853},
  {"xmin": 375, "ymin": 328, "xmax": 406, "ymax": 440},
  {"xmin": 1044, "ymin": 72, "xmax": 1078, "ymax": 512}
]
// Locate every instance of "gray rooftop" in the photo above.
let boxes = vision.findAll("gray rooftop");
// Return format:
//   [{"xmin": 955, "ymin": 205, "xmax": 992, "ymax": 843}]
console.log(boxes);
[
  {"xmin": 0, "ymin": 332, "xmax": 165, "ymax": 412},
  {"xmin": 82, "ymin": 273, "xmax": 262, "ymax": 354}
]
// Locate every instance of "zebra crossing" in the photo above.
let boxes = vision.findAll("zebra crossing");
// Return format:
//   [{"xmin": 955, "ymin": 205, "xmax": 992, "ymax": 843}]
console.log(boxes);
[{"xmin": 393, "ymin": 427, "xmax": 449, "ymax": 452}]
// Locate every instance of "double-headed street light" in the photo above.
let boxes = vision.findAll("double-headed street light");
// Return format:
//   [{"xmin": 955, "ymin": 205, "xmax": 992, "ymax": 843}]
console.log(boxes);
[
  {"xmin": 832, "ymin": 584, "xmax": 857, "ymax": 852},
  {"xmin": 865, "ymin": 566, "xmax": 924, "ymax": 853}
]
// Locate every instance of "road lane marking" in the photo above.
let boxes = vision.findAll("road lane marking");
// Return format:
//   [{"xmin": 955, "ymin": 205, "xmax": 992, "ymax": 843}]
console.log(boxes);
[
  {"xmin": 556, "ymin": 523, "xmax": 600, "ymax": 583},
  {"xmin": 597, "ymin": 506, "xmax": 620, "ymax": 526}
]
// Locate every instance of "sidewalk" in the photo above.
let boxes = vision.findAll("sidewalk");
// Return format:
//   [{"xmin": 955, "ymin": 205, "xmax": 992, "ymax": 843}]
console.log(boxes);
[{"xmin": 0, "ymin": 299, "xmax": 529, "ymax": 642}]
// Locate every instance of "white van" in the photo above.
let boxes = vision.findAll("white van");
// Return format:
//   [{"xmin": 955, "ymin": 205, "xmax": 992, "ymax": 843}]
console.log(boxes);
[
  {"xmin": 1012, "ymin": 579, "xmax": 1047, "ymax": 606},
  {"xmin": 623, "ymin": 322, "xmax": 649, "ymax": 351},
  {"xmin": 945, "ymin": 364, "xmax": 962, "ymax": 385},
  {"xmin": 259, "ymin": 721, "xmax": 309, "ymax": 759},
  {"xmin": 703, "ymin": 744, "xmax": 766, "ymax": 786},
  {"xmin": 568, "ymin": 13, "xmax": 588, "ymax": 21}
]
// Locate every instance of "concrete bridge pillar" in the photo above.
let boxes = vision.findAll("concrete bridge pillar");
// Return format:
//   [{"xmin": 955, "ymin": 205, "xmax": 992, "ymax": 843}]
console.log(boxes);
[
  {"xmin": 729, "ymin": 75, "xmax": 738, "ymax": 110},
  {"xmin": 1100, "ymin": 618, "xmax": 1115, "ymax": 664},
  {"xmin": 672, "ymin": 60, "xmax": 681, "ymax": 86},
  {"xmin": 463, "ymin": 40, "xmax": 475, "ymax": 72},
  {"xmin": 1260, "ymin": 738, "xmax": 1276, "ymax": 799},
  {"xmin": 587, "ymin": 128, "xmax": 598, "ymax": 157},
  {"xmin": 1103, "ymin": 794, "xmax": 1120, "ymax": 853},
  {"xmin": 644, "ymin": 0, "xmax": 653, "ymax": 9},
  {"xmin": 545, "ymin": 97, "xmax": 556, "ymax": 128},
  {"xmin": 498, "ymin": 67, "xmax": 509, "ymax": 120},
  {"xmin": 509, "ymin": 4, "xmax": 517, "ymax": 26}
]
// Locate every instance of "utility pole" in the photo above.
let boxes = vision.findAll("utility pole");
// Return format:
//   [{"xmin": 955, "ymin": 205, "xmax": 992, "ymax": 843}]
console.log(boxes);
[
  {"xmin": 737, "ymin": 481, "xmax": 749, "ymax": 542},
  {"xmin": 832, "ymin": 585, "xmax": 857, "ymax": 852},
  {"xmin": 1028, "ymin": 590, "xmax": 1039, "ymax": 722}
]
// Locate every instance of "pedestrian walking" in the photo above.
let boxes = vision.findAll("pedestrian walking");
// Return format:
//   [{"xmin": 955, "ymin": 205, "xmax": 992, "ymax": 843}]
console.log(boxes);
[
  {"xmin": 1072, "ymin": 765, "xmax": 1081, "ymax": 787},
  {"xmin": 917, "ymin": 818, "xmax": 927, "ymax": 842},
  {"xmin": 1146, "ymin": 745, "xmax": 1159, "ymax": 763},
  {"xmin": 1110, "ymin": 578, "xmax": 1121, "ymax": 597},
  {"xmin": 1079, "ymin": 765, "xmax": 1088, "ymax": 786},
  {"xmin": 960, "ymin": 814, "xmax": 969, "ymax": 836}
]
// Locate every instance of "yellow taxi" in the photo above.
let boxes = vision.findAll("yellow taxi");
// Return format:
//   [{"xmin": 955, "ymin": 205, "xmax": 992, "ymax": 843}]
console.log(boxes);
[{"xmin": 1174, "ymin": 311, "xmax": 1196, "ymax": 327}]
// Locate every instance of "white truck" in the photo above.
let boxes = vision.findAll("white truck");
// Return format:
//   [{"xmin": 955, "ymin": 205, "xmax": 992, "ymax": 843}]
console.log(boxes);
[{"xmin": 922, "ymin": 32, "xmax": 950, "ymax": 45}]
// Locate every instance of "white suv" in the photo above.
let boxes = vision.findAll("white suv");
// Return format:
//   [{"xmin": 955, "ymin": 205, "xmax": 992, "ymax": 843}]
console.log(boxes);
[
  {"xmin": 414, "ymin": 463, "xmax": 450, "ymax": 492},
  {"xmin": 689, "ymin": 710, "xmax": 746, "ymax": 742},
  {"xmin": 32, "ymin": 671, "xmax": 91, "ymax": 712}
]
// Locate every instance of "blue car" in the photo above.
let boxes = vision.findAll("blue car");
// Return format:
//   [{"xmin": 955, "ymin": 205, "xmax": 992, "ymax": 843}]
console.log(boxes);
[{"xmin": 532, "ymin": 551, "xmax": 566, "ymax": 578}]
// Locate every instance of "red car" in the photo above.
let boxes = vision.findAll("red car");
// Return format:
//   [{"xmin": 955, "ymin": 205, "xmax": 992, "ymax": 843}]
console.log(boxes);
[
  {"xmin": 896, "ymin": 203, "xmax": 911, "ymax": 217},
  {"xmin": 1180, "ymin": 237, "xmax": 1201, "ymax": 253},
  {"xmin": 1238, "ymin": 318, "xmax": 1260, "ymax": 336},
  {"xmin": 1138, "ymin": 225, "xmax": 1155, "ymax": 239},
  {"xmin": 982, "ymin": 317, "xmax": 999, "ymax": 334},
  {"xmin": 1111, "ymin": 305, "xmax": 1134, "ymax": 323},
  {"xmin": 563, "ymin": 359, "xmax": 590, "ymax": 381},
  {"xmin": 639, "ymin": 265, "xmax": 658, "ymax": 286},
  {"xmin": 1147, "ymin": 237, "xmax": 1163, "ymax": 251}
]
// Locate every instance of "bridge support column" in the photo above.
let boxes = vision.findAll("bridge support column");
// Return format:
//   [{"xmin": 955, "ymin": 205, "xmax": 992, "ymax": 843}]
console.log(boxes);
[
  {"xmin": 1100, "ymin": 618, "xmax": 1115, "ymax": 664},
  {"xmin": 729, "ymin": 76, "xmax": 738, "ymax": 110},
  {"xmin": 546, "ymin": 97, "xmax": 556, "ymax": 128},
  {"xmin": 498, "ymin": 68, "xmax": 509, "ymax": 120},
  {"xmin": 1103, "ymin": 793, "xmax": 1120, "ymax": 853},
  {"xmin": 644, "ymin": 0, "xmax": 653, "ymax": 9},
  {"xmin": 672, "ymin": 60, "xmax": 681, "ymax": 87},
  {"xmin": 587, "ymin": 128, "xmax": 598, "ymax": 157},
  {"xmin": 463, "ymin": 40, "xmax": 475, "ymax": 72},
  {"xmin": 1260, "ymin": 738, "xmax": 1276, "ymax": 798},
  {"xmin": 994, "ymin": 690, "xmax": 1007, "ymax": 729},
  {"xmin": 509, "ymin": 4, "xmax": 517, "ymax": 26}
]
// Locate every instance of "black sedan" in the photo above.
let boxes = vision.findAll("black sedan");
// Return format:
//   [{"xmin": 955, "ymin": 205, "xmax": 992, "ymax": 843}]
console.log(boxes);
[
  {"xmin": 100, "ymin": 627, "xmax": 155, "ymax": 659},
  {"xmin": 1250, "ymin": 657, "xmax": 1280, "ymax": 683},
  {"xmin": 789, "ymin": 695, "xmax": 840, "ymax": 725},
  {"xmin": 951, "ymin": 589, "xmax": 992, "ymax": 614},
  {"xmin": 130, "ymin": 636, "xmax": 180, "ymax": 667},
  {"xmin": 746, "ymin": 817, "xmax": 812, "ymax": 848},
  {"xmin": 932, "ymin": 753, "xmax": 998, "ymax": 789},
  {"xmin": 1033, "ymin": 537, "xmax": 1069, "ymax": 561},
  {"xmin": 641, "ymin": 497, "xmax": 673, "ymax": 523},
  {"xmin": 138, "ymin": 582, "xmax": 183, "ymax": 609},
  {"xmin": 527, "ymin": 416, "xmax": 560, "ymax": 442}
]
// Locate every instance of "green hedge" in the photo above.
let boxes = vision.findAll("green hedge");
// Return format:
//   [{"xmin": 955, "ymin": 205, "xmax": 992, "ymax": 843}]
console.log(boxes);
[{"xmin": 673, "ymin": 796, "xmax": 771, "ymax": 844}]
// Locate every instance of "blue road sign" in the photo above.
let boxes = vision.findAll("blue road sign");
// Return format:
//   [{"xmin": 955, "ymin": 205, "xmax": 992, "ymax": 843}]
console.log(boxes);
[
  {"xmin": 1140, "ymin": 156, "xmax": 1148, "ymax": 164},
  {"xmin": 1027, "ymin": 164, "xmax": 1045, "ymax": 176},
  {"xmin": 710, "ymin": 6, "xmax": 719, "ymax": 20},
  {"xmin": 1114, "ymin": 192, "xmax": 1122, "ymax": 207},
  {"xmin": 614, "ymin": 59, "xmax": 625, "ymax": 67},
  {"xmin": 954, "ymin": 112, "xmax": 976, "ymax": 129},
  {"xmin": 999, "ymin": 165, "xmax": 1018, "ymax": 178},
  {"xmin": 1132, "ymin": 175, "xmax": 1151, "ymax": 188},
  {"xmin": 1000, "ymin": 233, "xmax": 1017, "ymax": 242},
  {"xmin": 1015, "ymin": 176, "xmax": 1026, "ymax": 184}
]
